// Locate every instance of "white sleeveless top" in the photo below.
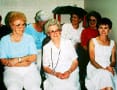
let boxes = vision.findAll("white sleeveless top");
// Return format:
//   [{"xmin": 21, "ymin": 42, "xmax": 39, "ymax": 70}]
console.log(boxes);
[{"xmin": 93, "ymin": 38, "xmax": 114, "ymax": 68}]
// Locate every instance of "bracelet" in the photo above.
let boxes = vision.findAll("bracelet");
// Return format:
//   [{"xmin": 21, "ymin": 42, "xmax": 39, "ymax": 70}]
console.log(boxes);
[{"xmin": 18, "ymin": 57, "xmax": 22, "ymax": 63}]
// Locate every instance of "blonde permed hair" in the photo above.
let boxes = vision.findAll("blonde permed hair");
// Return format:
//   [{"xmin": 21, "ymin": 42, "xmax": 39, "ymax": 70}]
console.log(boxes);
[
  {"xmin": 7, "ymin": 11, "xmax": 27, "ymax": 25},
  {"xmin": 44, "ymin": 19, "xmax": 61, "ymax": 34}
]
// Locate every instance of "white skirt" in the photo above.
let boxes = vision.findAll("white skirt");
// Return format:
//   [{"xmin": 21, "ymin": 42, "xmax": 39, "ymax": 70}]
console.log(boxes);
[{"xmin": 44, "ymin": 68, "xmax": 80, "ymax": 90}]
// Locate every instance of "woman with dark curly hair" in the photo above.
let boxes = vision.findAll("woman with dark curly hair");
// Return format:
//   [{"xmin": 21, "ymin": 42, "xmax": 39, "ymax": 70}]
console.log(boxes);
[
  {"xmin": 80, "ymin": 11, "xmax": 102, "ymax": 90},
  {"xmin": 85, "ymin": 17, "xmax": 117, "ymax": 90}
]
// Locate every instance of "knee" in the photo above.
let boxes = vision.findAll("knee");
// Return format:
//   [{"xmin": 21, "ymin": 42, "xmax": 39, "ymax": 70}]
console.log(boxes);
[
  {"xmin": 7, "ymin": 84, "xmax": 22, "ymax": 90},
  {"xmin": 25, "ymin": 86, "xmax": 41, "ymax": 90}
]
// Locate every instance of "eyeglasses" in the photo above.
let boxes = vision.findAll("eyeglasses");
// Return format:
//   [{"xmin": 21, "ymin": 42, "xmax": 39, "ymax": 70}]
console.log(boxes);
[
  {"xmin": 89, "ymin": 19, "xmax": 96, "ymax": 22},
  {"xmin": 13, "ymin": 23, "xmax": 26, "ymax": 27},
  {"xmin": 49, "ymin": 30, "xmax": 60, "ymax": 34}
]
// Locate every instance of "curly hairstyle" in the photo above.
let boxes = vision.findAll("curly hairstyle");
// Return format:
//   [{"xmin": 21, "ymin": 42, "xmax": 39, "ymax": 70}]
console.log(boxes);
[
  {"xmin": 86, "ymin": 11, "xmax": 101, "ymax": 28},
  {"xmin": 6, "ymin": 11, "xmax": 27, "ymax": 26},
  {"xmin": 98, "ymin": 17, "xmax": 112, "ymax": 29}
]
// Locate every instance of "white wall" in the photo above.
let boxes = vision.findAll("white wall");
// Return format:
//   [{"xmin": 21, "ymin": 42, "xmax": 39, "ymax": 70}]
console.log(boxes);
[{"xmin": 0, "ymin": 0, "xmax": 84, "ymax": 24}]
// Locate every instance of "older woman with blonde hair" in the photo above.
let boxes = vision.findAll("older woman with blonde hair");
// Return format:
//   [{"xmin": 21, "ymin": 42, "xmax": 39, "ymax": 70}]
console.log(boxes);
[{"xmin": 0, "ymin": 11, "xmax": 41, "ymax": 90}]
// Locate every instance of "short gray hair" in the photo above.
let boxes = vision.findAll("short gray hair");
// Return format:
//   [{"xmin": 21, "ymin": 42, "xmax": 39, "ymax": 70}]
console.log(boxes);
[
  {"xmin": 44, "ymin": 19, "xmax": 61, "ymax": 34},
  {"xmin": 35, "ymin": 10, "xmax": 49, "ymax": 22}
]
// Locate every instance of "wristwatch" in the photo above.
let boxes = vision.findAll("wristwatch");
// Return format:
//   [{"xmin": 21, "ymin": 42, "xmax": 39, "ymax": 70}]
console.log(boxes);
[{"xmin": 18, "ymin": 57, "xmax": 22, "ymax": 63}]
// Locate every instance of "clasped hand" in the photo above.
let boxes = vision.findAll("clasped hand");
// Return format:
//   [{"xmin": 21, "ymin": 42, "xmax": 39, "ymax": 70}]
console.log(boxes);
[
  {"xmin": 7, "ymin": 58, "xmax": 32, "ymax": 67},
  {"xmin": 105, "ymin": 66, "xmax": 115, "ymax": 75},
  {"xmin": 54, "ymin": 71, "xmax": 71, "ymax": 79}
]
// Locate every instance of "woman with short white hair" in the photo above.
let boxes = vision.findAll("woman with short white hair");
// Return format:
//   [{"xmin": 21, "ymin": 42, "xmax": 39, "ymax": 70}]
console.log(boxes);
[{"xmin": 43, "ymin": 19, "xmax": 81, "ymax": 90}]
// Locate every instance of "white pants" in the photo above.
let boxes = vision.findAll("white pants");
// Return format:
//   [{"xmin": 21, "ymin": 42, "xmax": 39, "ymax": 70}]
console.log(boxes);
[
  {"xmin": 4, "ymin": 63, "xmax": 42, "ymax": 90},
  {"xmin": 36, "ymin": 50, "xmax": 42, "ymax": 70}
]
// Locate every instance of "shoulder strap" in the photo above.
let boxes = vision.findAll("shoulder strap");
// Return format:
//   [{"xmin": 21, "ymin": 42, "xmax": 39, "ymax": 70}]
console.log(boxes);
[
  {"xmin": 110, "ymin": 40, "xmax": 114, "ymax": 47},
  {"xmin": 92, "ymin": 38, "xmax": 97, "ymax": 45}
]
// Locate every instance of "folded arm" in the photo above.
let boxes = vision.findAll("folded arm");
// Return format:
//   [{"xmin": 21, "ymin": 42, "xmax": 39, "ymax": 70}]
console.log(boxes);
[{"xmin": 0, "ymin": 54, "xmax": 36, "ymax": 67}]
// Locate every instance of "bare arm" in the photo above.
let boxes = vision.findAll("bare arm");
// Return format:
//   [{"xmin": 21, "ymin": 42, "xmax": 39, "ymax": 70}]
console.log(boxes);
[
  {"xmin": 0, "ymin": 54, "xmax": 36, "ymax": 67},
  {"xmin": 43, "ymin": 66, "xmax": 54, "ymax": 75},
  {"xmin": 82, "ymin": 45, "xmax": 88, "ymax": 51},
  {"xmin": 43, "ymin": 59, "xmax": 78, "ymax": 79},
  {"xmin": 110, "ymin": 41, "xmax": 116, "ymax": 67},
  {"xmin": 67, "ymin": 59, "xmax": 78, "ymax": 73},
  {"xmin": 106, "ymin": 41, "xmax": 116, "ymax": 75},
  {"xmin": 43, "ymin": 65, "xmax": 63, "ymax": 77},
  {"xmin": 61, "ymin": 59, "xmax": 78, "ymax": 79},
  {"xmin": 89, "ymin": 39, "xmax": 104, "ymax": 69}
]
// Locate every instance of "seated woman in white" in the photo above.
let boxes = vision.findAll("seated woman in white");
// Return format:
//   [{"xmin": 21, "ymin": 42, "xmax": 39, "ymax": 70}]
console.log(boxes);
[
  {"xmin": 85, "ymin": 17, "xmax": 117, "ymax": 90},
  {"xmin": 42, "ymin": 19, "xmax": 81, "ymax": 90}
]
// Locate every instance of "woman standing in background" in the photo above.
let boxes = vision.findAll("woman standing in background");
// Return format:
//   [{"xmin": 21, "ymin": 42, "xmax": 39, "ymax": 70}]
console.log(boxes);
[
  {"xmin": 80, "ymin": 11, "xmax": 102, "ymax": 90},
  {"xmin": 25, "ymin": 10, "xmax": 49, "ymax": 70}
]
